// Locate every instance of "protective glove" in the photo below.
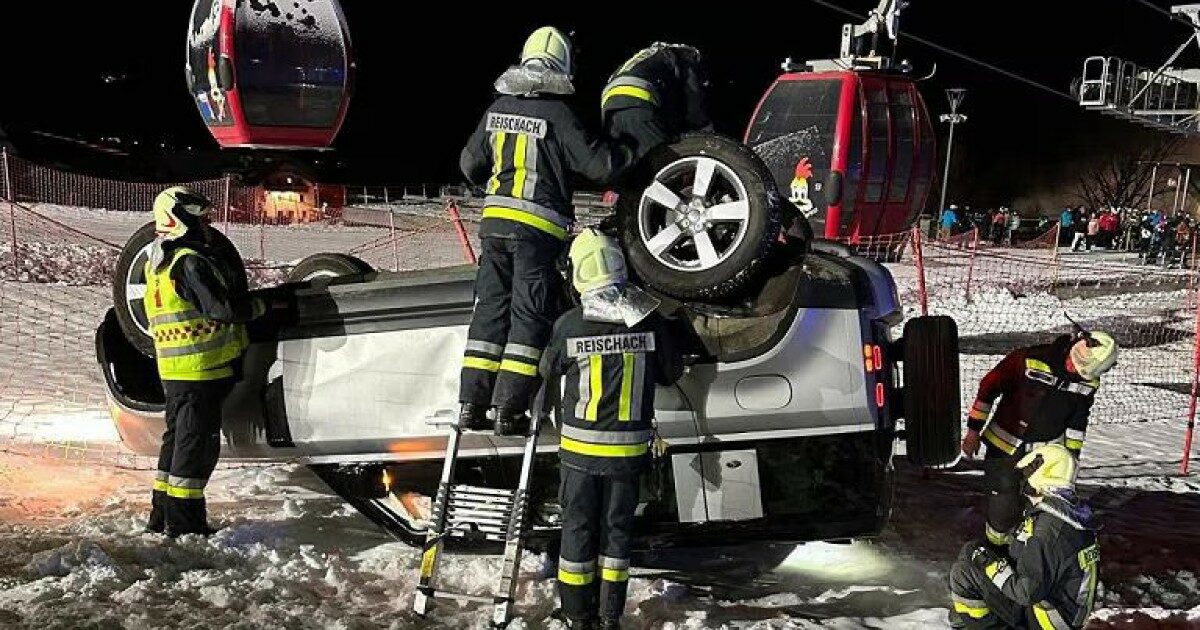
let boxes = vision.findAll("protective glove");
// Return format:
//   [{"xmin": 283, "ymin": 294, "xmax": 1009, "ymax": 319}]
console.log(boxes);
[
  {"xmin": 961, "ymin": 429, "xmax": 982, "ymax": 459},
  {"xmin": 970, "ymin": 545, "xmax": 1001, "ymax": 571}
]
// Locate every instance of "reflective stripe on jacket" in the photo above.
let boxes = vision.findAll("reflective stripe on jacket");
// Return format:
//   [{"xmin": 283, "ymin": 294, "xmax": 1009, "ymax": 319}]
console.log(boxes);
[{"xmin": 145, "ymin": 248, "xmax": 248, "ymax": 381}]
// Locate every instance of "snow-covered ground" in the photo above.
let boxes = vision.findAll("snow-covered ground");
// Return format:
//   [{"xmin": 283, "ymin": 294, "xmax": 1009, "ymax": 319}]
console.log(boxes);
[{"xmin": 1, "ymin": 418, "xmax": 1197, "ymax": 629}]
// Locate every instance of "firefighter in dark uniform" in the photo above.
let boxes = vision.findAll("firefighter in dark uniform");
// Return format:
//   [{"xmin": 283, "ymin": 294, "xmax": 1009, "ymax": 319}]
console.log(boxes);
[
  {"xmin": 962, "ymin": 328, "xmax": 1118, "ymax": 547},
  {"xmin": 458, "ymin": 26, "xmax": 634, "ymax": 435},
  {"xmin": 540, "ymin": 229, "xmax": 686, "ymax": 629},
  {"xmin": 949, "ymin": 443, "xmax": 1100, "ymax": 629},
  {"xmin": 601, "ymin": 42, "xmax": 711, "ymax": 162},
  {"xmin": 144, "ymin": 186, "xmax": 270, "ymax": 536}
]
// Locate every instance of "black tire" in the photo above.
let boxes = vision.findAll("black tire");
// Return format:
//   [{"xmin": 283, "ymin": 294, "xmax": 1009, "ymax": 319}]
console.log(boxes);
[
  {"xmin": 902, "ymin": 315, "xmax": 962, "ymax": 467},
  {"xmin": 112, "ymin": 222, "xmax": 247, "ymax": 358},
  {"xmin": 617, "ymin": 133, "xmax": 782, "ymax": 301},
  {"xmin": 286, "ymin": 253, "xmax": 373, "ymax": 283}
]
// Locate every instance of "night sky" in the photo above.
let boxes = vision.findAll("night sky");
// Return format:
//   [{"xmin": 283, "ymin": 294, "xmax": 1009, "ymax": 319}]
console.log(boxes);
[{"xmin": 0, "ymin": 0, "xmax": 1192, "ymax": 209}]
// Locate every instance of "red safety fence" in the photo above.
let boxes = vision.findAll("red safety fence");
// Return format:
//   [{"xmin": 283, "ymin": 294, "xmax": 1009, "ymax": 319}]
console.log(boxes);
[{"xmin": 1, "ymin": 149, "xmax": 1197, "ymax": 472}]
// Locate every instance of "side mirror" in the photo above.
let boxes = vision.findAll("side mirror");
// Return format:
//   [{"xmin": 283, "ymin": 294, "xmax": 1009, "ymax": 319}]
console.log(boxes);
[
  {"xmin": 217, "ymin": 55, "xmax": 235, "ymax": 91},
  {"xmin": 824, "ymin": 170, "xmax": 844, "ymax": 206}
]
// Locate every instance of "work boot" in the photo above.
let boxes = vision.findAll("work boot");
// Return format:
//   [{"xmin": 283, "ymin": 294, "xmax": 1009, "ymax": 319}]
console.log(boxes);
[
  {"xmin": 494, "ymin": 408, "xmax": 531, "ymax": 436},
  {"xmin": 599, "ymin": 617, "xmax": 623, "ymax": 630},
  {"xmin": 166, "ymin": 524, "xmax": 221, "ymax": 539},
  {"xmin": 457, "ymin": 403, "xmax": 492, "ymax": 431}
]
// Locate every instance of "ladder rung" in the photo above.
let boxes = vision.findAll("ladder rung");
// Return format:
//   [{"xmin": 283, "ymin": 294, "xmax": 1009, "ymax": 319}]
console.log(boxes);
[
  {"xmin": 447, "ymin": 530, "xmax": 508, "ymax": 542},
  {"xmin": 451, "ymin": 484, "xmax": 514, "ymax": 498},
  {"xmin": 449, "ymin": 520, "xmax": 508, "ymax": 533},
  {"xmin": 449, "ymin": 509, "xmax": 511, "ymax": 523},
  {"xmin": 430, "ymin": 592, "xmax": 497, "ymax": 604},
  {"xmin": 449, "ymin": 496, "xmax": 513, "ymax": 508}
]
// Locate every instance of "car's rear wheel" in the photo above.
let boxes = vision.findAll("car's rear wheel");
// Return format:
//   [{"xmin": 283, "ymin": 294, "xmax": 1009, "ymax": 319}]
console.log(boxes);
[
  {"xmin": 617, "ymin": 133, "xmax": 782, "ymax": 301},
  {"xmin": 902, "ymin": 315, "xmax": 962, "ymax": 467},
  {"xmin": 112, "ymin": 222, "xmax": 247, "ymax": 358},
  {"xmin": 286, "ymin": 253, "xmax": 373, "ymax": 283}
]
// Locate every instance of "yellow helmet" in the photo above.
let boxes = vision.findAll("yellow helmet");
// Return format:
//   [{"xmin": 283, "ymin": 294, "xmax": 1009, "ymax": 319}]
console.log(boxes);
[
  {"xmin": 153, "ymin": 186, "xmax": 212, "ymax": 240},
  {"xmin": 569, "ymin": 228, "xmax": 626, "ymax": 294},
  {"xmin": 1070, "ymin": 331, "xmax": 1118, "ymax": 380},
  {"xmin": 521, "ymin": 26, "xmax": 573, "ymax": 76},
  {"xmin": 1017, "ymin": 443, "xmax": 1077, "ymax": 494}
]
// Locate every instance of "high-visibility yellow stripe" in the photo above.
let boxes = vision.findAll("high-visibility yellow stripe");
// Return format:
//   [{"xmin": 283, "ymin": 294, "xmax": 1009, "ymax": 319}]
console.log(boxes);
[
  {"xmin": 481, "ymin": 207, "xmax": 568, "ymax": 240},
  {"xmin": 487, "ymin": 132, "xmax": 506, "ymax": 194},
  {"xmin": 560, "ymin": 436, "xmax": 648, "ymax": 458},
  {"xmin": 512, "ymin": 133, "xmax": 528, "ymax": 198},
  {"xmin": 463, "ymin": 356, "xmax": 501, "ymax": 372},
  {"xmin": 586, "ymin": 355, "xmax": 603, "ymax": 421},
  {"xmin": 500, "ymin": 358, "xmax": 538, "ymax": 376},
  {"xmin": 1026, "ymin": 358, "xmax": 1052, "ymax": 373},
  {"xmin": 601, "ymin": 568, "xmax": 630, "ymax": 582},
  {"xmin": 420, "ymin": 546, "xmax": 438, "ymax": 579},
  {"xmin": 1032, "ymin": 605, "xmax": 1055, "ymax": 630},
  {"xmin": 983, "ymin": 428, "xmax": 1018, "ymax": 455},
  {"xmin": 953, "ymin": 601, "xmax": 990, "ymax": 619},
  {"xmin": 603, "ymin": 85, "xmax": 658, "ymax": 107},
  {"xmin": 557, "ymin": 568, "xmax": 595, "ymax": 586},
  {"xmin": 153, "ymin": 480, "xmax": 170, "ymax": 492},
  {"xmin": 986, "ymin": 523, "xmax": 1012, "ymax": 546},
  {"xmin": 1065, "ymin": 438, "xmax": 1084, "ymax": 450},
  {"xmin": 166, "ymin": 486, "xmax": 205, "ymax": 499},
  {"xmin": 969, "ymin": 408, "xmax": 990, "ymax": 420},
  {"xmin": 985, "ymin": 561, "xmax": 1002, "ymax": 580},
  {"xmin": 618, "ymin": 352, "xmax": 634, "ymax": 421}
]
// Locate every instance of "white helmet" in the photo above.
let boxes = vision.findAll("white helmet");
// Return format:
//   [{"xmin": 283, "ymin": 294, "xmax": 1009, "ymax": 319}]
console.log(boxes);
[{"xmin": 153, "ymin": 186, "xmax": 212, "ymax": 240}]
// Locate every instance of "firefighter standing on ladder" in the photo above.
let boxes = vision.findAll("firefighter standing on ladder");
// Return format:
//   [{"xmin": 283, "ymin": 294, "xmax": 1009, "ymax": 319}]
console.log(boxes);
[
  {"xmin": 961, "ymin": 325, "xmax": 1118, "ymax": 547},
  {"xmin": 458, "ymin": 26, "xmax": 633, "ymax": 436},
  {"xmin": 144, "ymin": 186, "xmax": 273, "ymax": 537},
  {"xmin": 540, "ymin": 229, "xmax": 686, "ymax": 629}
]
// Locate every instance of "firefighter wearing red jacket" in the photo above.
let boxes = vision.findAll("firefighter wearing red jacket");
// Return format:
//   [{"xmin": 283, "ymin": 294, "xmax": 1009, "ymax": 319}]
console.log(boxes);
[{"xmin": 961, "ymin": 328, "xmax": 1118, "ymax": 546}]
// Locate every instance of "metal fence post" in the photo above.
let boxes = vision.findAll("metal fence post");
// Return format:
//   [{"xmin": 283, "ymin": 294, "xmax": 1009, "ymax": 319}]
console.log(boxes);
[
  {"xmin": 964, "ymin": 227, "xmax": 980, "ymax": 302},
  {"xmin": 912, "ymin": 226, "xmax": 929, "ymax": 316},
  {"xmin": 3, "ymin": 148, "xmax": 16, "ymax": 260},
  {"xmin": 1183, "ymin": 288, "xmax": 1200, "ymax": 474}
]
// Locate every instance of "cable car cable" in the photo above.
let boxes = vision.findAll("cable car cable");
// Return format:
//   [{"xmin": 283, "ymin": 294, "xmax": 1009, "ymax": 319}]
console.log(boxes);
[{"xmin": 810, "ymin": 0, "xmax": 1077, "ymax": 103}]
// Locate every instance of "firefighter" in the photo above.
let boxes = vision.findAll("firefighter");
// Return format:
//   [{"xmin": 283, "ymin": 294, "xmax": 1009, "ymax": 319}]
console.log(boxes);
[
  {"xmin": 961, "ymin": 326, "xmax": 1118, "ymax": 547},
  {"xmin": 143, "ymin": 186, "xmax": 270, "ymax": 537},
  {"xmin": 601, "ymin": 41, "xmax": 711, "ymax": 162},
  {"xmin": 458, "ymin": 26, "xmax": 634, "ymax": 435},
  {"xmin": 948, "ymin": 443, "xmax": 1100, "ymax": 629},
  {"xmin": 540, "ymin": 229, "xmax": 686, "ymax": 629}
]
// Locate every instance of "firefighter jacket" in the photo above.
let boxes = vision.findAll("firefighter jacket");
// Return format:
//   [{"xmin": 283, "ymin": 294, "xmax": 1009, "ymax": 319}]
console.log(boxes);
[
  {"xmin": 982, "ymin": 491, "xmax": 1100, "ymax": 629},
  {"xmin": 460, "ymin": 94, "xmax": 632, "ymax": 242},
  {"xmin": 968, "ymin": 336, "xmax": 1097, "ymax": 456},
  {"xmin": 539, "ymin": 306, "xmax": 686, "ymax": 475},
  {"xmin": 145, "ymin": 245, "xmax": 262, "ymax": 381},
  {"xmin": 601, "ymin": 43, "xmax": 711, "ymax": 143}
]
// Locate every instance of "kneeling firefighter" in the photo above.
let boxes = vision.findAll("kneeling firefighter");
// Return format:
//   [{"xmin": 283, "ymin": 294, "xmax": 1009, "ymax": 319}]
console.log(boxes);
[
  {"xmin": 458, "ymin": 26, "xmax": 634, "ymax": 435},
  {"xmin": 949, "ymin": 443, "xmax": 1100, "ymax": 629},
  {"xmin": 601, "ymin": 41, "xmax": 711, "ymax": 162},
  {"xmin": 961, "ymin": 323, "xmax": 1117, "ymax": 546},
  {"xmin": 144, "ymin": 186, "xmax": 271, "ymax": 536},
  {"xmin": 540, "ymin": 229, "xmax": 686, "ymax": 629}
]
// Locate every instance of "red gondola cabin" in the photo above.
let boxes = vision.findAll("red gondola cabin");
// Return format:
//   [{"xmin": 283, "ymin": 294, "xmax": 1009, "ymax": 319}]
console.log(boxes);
[
  {"xmin": 186, "ymin": 0, "xmax": 353, "ymax": 149},
  {"xmin": 745, "ymin": 70, "xmax": 936, "ymax": 240}
]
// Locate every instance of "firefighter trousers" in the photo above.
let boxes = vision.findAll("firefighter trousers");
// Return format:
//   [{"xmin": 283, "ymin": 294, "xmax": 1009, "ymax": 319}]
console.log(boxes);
[
  {"xmin": 949, "ymin": 543, "xmax": 1067, "ymax": 630},
  {"xmin": 557, "ymin": 466, "xmax": 640, "ymax": 622},
  {"xmin": 983, "ymin": 446, "xmax": 1024, "ymax": 546},
  {"xmin": 148, "ymin": 378, "xmax": 232, "ymax": 536},
  {"xmin": 459, "ymin": 236, "xmax": 563, "ymax": 413}
]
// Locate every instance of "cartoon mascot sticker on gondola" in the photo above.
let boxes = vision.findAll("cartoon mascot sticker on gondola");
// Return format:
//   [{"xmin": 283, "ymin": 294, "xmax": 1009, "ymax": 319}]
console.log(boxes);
[
  {"xmin": 205, "ymin": 49, "xmax": 228, "ymax": 122},
  {"xmin": 789, "ymin": 157, "xmax": 817, "ymax": 217}
]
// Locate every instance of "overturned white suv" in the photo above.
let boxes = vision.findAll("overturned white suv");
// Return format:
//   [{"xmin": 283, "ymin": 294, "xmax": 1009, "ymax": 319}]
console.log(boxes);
[{"xmin": 96, "ymin": 134, "xmax": 960, "ymax": 550}]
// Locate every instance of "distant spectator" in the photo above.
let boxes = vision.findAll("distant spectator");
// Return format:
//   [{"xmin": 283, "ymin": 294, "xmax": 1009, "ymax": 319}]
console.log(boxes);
[
  {"xmin": 1006, "ymin": 210, "xmax": 1020, "ymax": 245},
  {"xmin": 941, "ymin": 204, "xmax": 959, "ymax": 239},
  {"xmin": 991, "ymin": 208, "xmax": 1007, "ymax": 244},
  {"xmin": 1059, "ymin": 207, "xmax": 1074, "ymax": 246},
  {"xmin": 1086, "ymin": 214, "xmax": 1100, "ymax": 251},
  {"xmin": 1098, "ymin": 210, "xmax": 1119, "ymax": 249}
]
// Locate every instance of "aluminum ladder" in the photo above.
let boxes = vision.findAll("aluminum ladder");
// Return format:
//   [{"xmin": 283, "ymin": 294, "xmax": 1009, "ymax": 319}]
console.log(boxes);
[{"xmin": 412, "ymin": 409, "xmax": 543, "ymax": 627}]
